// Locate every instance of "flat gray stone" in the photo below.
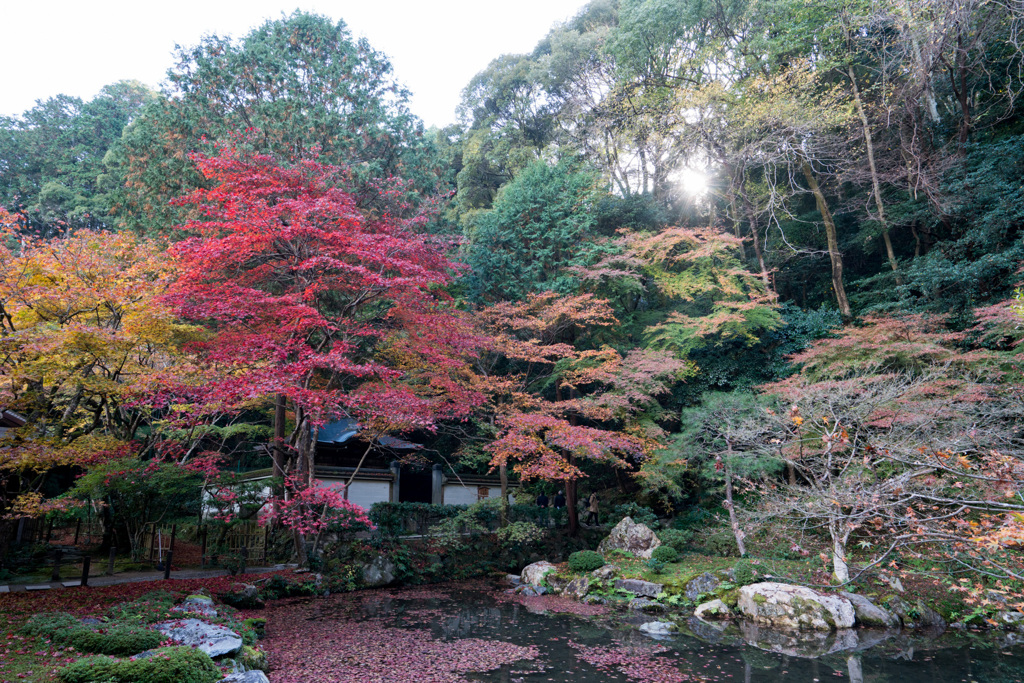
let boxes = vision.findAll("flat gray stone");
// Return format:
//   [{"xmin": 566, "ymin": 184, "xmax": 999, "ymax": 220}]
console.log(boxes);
[
  {"xmin": 154, "ymin": 618, "xmax": 243, "ymax": 658},
  {"xmin": 172, "ymin": 596, "xmax": 218, "ymax": 617},
  {"xmin": 62, "ymin": 581, "xmax": 82, "ymax": 587},
  {"xmin": 25, "ymin": 584, "xmax": 51, "ymax": 591},
  {"xmin": 629, "ymin": 597, "xmax": 665, "ymax": 612},
  {"xmin": 615, "ymin": 578, "xmax": 664, "ymax": 598},
  {"xmin": 223, "ymin": 672, "xmax": 270, "ymax": 683},
  {"xmin": 0, "ymin": 586, "xmax": 9, "ymax": 593}
]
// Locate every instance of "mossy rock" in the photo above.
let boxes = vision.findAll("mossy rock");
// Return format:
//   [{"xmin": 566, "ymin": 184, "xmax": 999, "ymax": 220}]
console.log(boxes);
[
  {"xmin": 238, "ymin": 645, "xmax": 269, "ymax": 672},
  {"xmin": 752, "ymin": 593, "xmax": 767, "ymax": 605},
  {"xmin": 718, "ymin": 587, "xmax": 741, "ymax": 608}
]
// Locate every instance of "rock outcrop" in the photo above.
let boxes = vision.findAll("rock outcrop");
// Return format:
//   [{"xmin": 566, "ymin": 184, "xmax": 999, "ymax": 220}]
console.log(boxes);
[
  {"xmin": 684, "ymin": 572, "xmax": 720, "ymax": 601},
  {"xmin": 520, "ymin": 561, "xmax": 556, "ymax": 586},
  {"xmin": 154, "ymin": 618, "xmax": 244, "ymax": 657},
  {"xmin": 736, "ymin": 582, "xmax": 855, "ymax": 631},
  {"xmin": 361, "ymin": 556, "xmax": 396, "ymax": 587},
  {"xmin": 597, "ymin": 517, "xmax": 661, "ymax": 559},
  {"xmin": 839, "ymin": 592, "xmax": 899, "ymax": 628}
]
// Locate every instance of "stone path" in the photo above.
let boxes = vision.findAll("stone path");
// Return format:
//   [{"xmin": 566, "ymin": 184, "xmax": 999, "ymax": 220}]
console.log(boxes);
[{"xmin": 0, "ymin": 565, "xmax": 290, "ymax": 593}]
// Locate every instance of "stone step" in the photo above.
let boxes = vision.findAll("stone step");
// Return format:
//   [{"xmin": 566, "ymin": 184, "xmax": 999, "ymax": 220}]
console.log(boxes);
[{"xmin": 25, "ymin": 584, "xmax": 52, "ymax": 591}]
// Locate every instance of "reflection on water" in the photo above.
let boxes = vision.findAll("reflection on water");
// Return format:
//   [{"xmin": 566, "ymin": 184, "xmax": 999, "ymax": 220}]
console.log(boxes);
[{"xmin": 321, "ymin": 582, "xmax": 1024, "ymax": 683}]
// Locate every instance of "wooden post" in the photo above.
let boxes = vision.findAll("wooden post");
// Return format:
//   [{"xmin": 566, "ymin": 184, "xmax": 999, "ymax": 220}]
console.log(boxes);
[
  {"xmin": 169, "ymin": 525, "xmax": 177, "ymax": 556},
  {"xmin": 149, "ymin": 524, "xmax": 157, "ymax": 562},
  {"xmin": 51, "ymin": 549, "xmax": 62, "ymax": 582},
  {"xmin": 163, "ymin": 551, "xmax": 173, "ymax": 580},
  {"xmin": 45, "ymin": 519, "xmax": 54, "ymax": 543},
  {"xmin": 73, "ymin": 519, "xmax": 81, "ymax": 545},
  {"xmin": 107, "ymin": 547, "xmax": 116, "ymax": 576},
  {"xmin": 81, "ymin": 556, "xmax": 91, "ymax": 587},
  {"xmin": 240, "ymin": 546, "xmax": 248, "ymax": 575}
]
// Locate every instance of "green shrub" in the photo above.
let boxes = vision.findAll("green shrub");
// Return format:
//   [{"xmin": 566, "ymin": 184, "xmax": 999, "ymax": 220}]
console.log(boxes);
[
  {"xmin": 733, "ymin": 559, "xmax": 763, "ymax": 586},
  {"xmin": 671, "ymin": 507, "xmax": 711, "ymax": 530},
  {"xmin": 21, "ymin": 612, "xmax": 79, "ymax": 638},
  {"xmin": 697, "ymin": 530, "xmax": 740, "ymax": 558},
  {"xmin": 243, "ymin": 617, "xmax": 267, "ymax": 638},
  {"xmin": 57, "ymin": 647, "xmax": 220, "ymax": 683},
  {"xmin": 66, "ymin": 623, "xmax": 165, "ymax": 656},
  {"xmin": 567, "ymin": 550, "xmax": 605, "ymax": 573},
  {"xmin": 496, "ymin": 521, "xmax": 545, "ymax": 547},
  {"xmin": 610, "ymin": 503, "xmax": 659, "ymax": 529},
  {"xmin": 651, "ymin": 546, "xmax": 679, "ymax": 563},
  {"xmin": 644, "ymin": 557, "xmax": 666, "ymax": 574},
  {"xmin": 656, "ymin": 528, "xmax": 692, "ymax": 552}
]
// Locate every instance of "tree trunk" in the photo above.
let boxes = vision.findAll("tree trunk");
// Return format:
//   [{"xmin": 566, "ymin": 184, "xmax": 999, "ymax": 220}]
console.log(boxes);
[
  {"xmin": 499, "ymin": 463, "xmax": 509, "ymax": 528},
  {"xmin": 799, "ymin": 158, "xmax": 852, "ymax": 319},
  {"xmin": 723, "ymin": 452, "xmax": 746, "ymax": 557},
  {"xmin": 743, "ymin": 193, "xmax": 770, "ymax": 288},
  {"xmin": 273, "ymin": 394, "xmax": 287, "ymax": 481},
  {"xmin": 831, "ymin": 525, "xmax": 850, "ymax": 583},
  {"xmin": 566, "ymin": 474, "xmax": 579, "ymax": 536},
  {"xmin": 848, "ymin": 67, "xmax": 902, "ymax": 284}
]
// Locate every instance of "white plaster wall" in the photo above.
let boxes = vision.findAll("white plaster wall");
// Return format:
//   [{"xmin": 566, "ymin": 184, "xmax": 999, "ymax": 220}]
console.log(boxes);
[
  {"xmin": 344, "ymin": 481, "xmax": 391, "ymax": 511},
  {"xmin": 443, "ymin": 483, "xmax": 500, "ymax": 505}
]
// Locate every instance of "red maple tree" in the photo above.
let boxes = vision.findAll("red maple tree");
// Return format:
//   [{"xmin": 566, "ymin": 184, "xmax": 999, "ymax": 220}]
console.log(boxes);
[{"xmin": 162, "ymin": 148, "xmax": 482, "ymax": 518}]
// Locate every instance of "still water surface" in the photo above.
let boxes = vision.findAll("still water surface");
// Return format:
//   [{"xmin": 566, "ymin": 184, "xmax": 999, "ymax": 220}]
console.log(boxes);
[{"xmin": 321, "ymin": 581, "xmax": 1024, "ymax": 683}]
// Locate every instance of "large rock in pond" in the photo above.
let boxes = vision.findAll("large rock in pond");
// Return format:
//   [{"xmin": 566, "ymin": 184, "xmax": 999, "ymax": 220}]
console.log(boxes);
[
  {"xmin": 684, "ymin": 572, "xmax": 720, "ymax": 601},
  {"xmin": 839, "ymin": 592, "xmax": 899, "ymax": 628},
  {"xmin": 615, "ymin": 578, "xmax": 664, "ymax": 598},
  {"xmin": 154, "ymin": 618, "xmax": 243, "ymax": 658},
  {"xmin": 736, "ymin": 582, "xmax": 855, "ymax": 631},
  {"xmin": 521, "ymin": 561, "xmax": 556, "ymax": 586},
  {"xmin": 598, "ymin": 516, "xmax": 661, "ymax": 559},
  {"xmin": 361, "ymin": 555, "xmax": 396, "ymax": 587}
]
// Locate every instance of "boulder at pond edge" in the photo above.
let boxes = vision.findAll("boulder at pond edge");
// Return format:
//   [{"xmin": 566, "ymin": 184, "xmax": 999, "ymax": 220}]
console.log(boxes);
[
  {"xmin": 737, "ymin": 582, "xmax": 855, "ymax": 631},
  {"xmin": 597, "ymin": 516, "xmax": 662, "ymax": 559}
]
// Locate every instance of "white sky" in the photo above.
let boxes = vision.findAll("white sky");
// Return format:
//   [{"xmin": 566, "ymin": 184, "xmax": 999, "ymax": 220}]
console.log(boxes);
[{"xmin": 1, "ymin": 0, "xmax": 589, "ymax": 128}]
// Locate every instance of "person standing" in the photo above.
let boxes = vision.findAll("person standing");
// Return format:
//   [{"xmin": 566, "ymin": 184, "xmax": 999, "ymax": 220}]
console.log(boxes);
[
  {"xmin": 536, "ymin": 492, "xmax": 549, "ymax": 508},
  {"xmin": 586, "ymin": 492, "xmax": 599, "ymax": 526},
  {"xmin": 553, "ymin": 490, "xmax": 565, "ymax": 509}
]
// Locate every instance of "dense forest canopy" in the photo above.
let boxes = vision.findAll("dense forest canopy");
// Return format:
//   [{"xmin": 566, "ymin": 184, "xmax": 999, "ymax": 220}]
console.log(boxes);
[{"xmin": 1, "ymin": 2, "xmax": 1022, "ymax": 581}]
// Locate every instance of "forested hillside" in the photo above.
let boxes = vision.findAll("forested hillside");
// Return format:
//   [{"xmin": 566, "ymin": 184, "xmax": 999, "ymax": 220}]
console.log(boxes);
[{"xmin": 1, "ymin": 2, "xmax": 1022, "ymax": 587}]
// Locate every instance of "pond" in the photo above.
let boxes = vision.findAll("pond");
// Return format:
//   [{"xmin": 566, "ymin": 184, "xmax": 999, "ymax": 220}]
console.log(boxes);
[{"xmin": 260, "ymin": 580, "xmax": 1024, "ymax": 683}]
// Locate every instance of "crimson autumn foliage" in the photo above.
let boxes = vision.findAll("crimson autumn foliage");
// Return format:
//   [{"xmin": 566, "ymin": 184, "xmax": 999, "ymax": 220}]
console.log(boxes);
[
  {"xmin": 162, "ymin": 149, "xmax": 483, "ymax": 482},
  {"xmin": 474, "ymin": 293, "xmax": 687, "ymax": 531}
]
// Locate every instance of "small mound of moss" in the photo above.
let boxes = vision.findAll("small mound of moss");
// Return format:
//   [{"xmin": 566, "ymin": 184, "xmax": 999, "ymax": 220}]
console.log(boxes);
[
  {"xmin": 57, "ymin": 646, "xmax": 220, "ymax": 683},
  {"xmin": 651, "ymin": 546, "xmax": 680, "ymax": 563}
]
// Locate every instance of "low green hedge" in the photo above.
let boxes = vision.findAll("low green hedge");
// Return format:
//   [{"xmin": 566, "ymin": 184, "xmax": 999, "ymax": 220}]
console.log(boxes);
[
  {"xmin": 651, "ymin": 545, "xmax": 680, "ymax": 563},
  {"xmin": 568, "ymin": 550, "xmax": 605, "ymax": 572},
  {"xmin": 57, "ymin": 647, "xmax": 220, "ymax": 683}
]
